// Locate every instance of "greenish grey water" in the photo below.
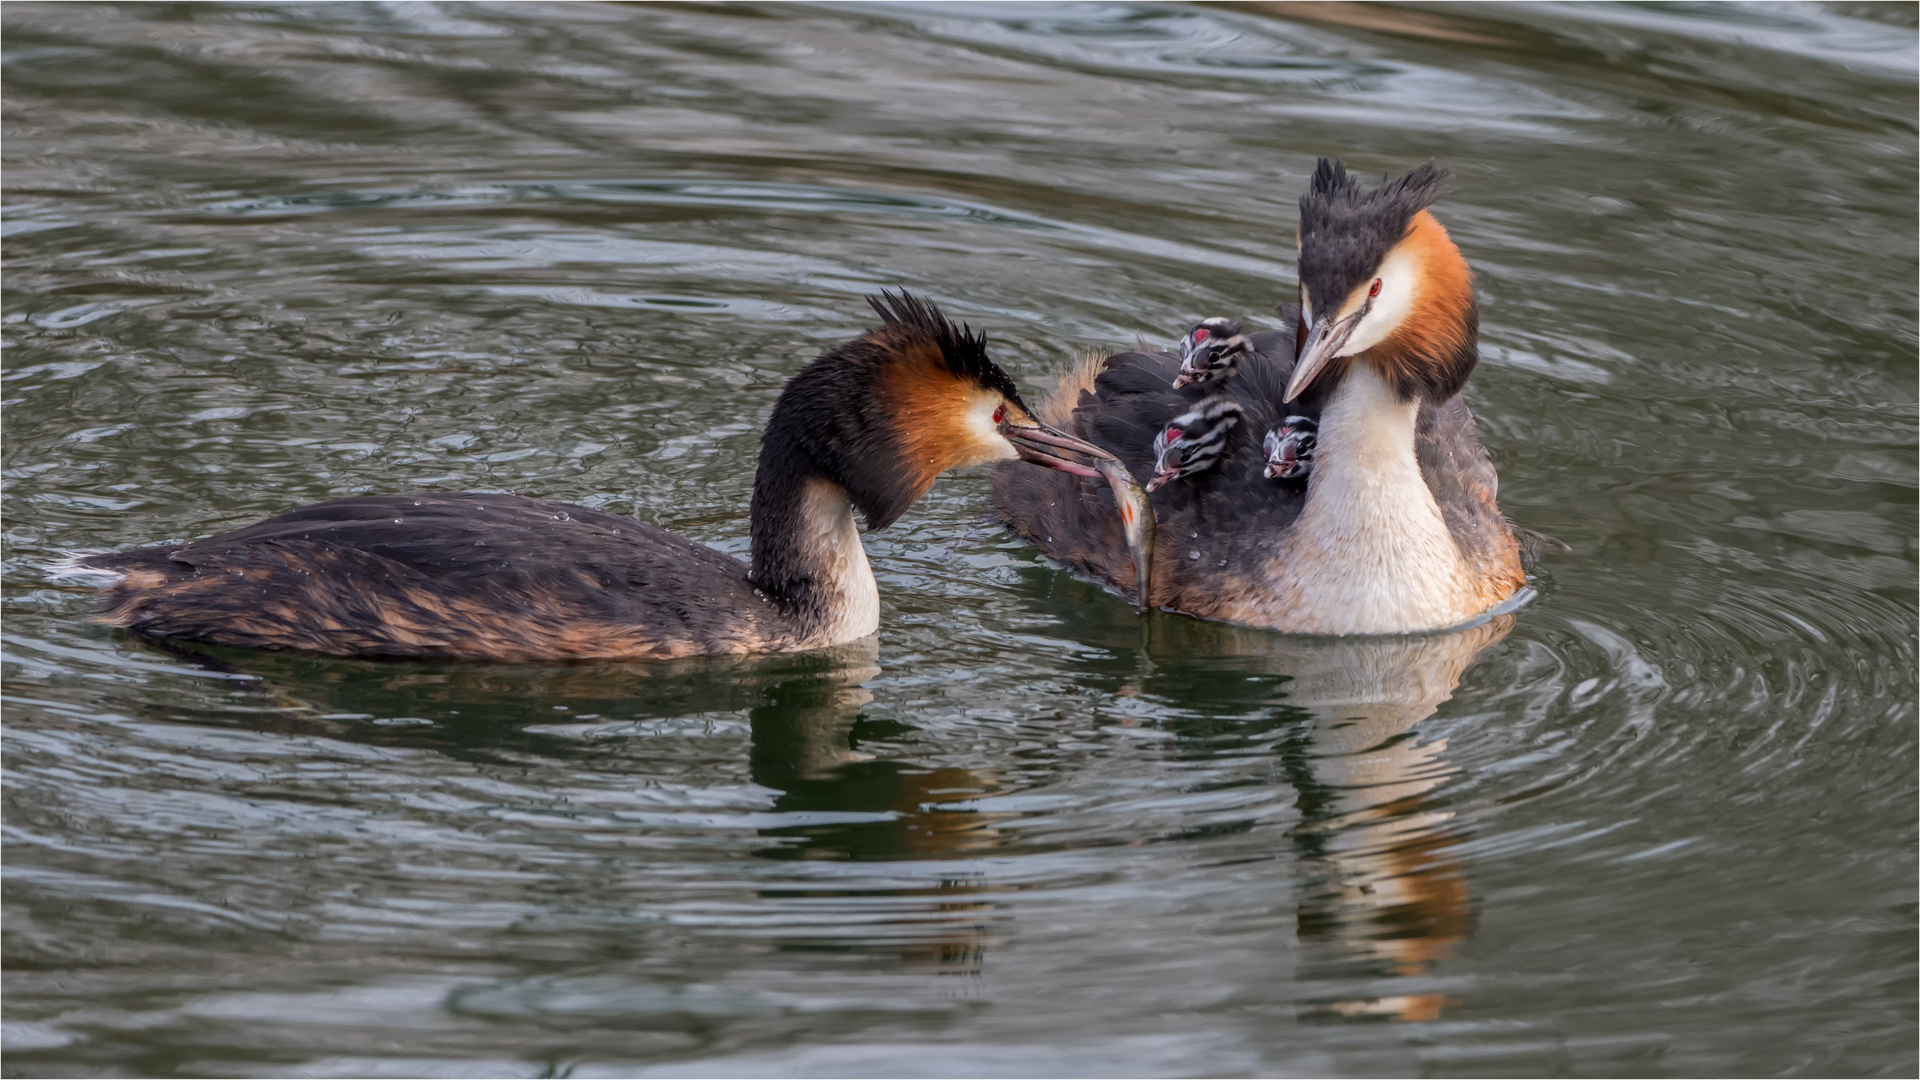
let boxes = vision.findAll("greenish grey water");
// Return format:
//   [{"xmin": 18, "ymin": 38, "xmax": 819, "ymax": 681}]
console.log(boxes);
[{"xmin": 2, "ymin": 3, "xmax": 1914, "ymax": 1076}]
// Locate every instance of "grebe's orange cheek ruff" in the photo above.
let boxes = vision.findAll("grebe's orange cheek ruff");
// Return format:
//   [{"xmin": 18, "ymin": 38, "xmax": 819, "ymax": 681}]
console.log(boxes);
[{"xmin": 873, "ymin": 318, "xmax": 1118, "ymax": 483}]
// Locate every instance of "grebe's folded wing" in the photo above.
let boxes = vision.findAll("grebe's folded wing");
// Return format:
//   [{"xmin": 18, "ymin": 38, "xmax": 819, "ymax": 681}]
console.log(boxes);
[
  {"xmin": 1416, "ymin": 398, "xmax": 1531, "ymax": 575},
  {"xmin": 82, "ymin": 494, "xmax": 775, "ymax": 660},
  {"xmin": 988, "ymin": 351, "xmax": 1175, "ymax": 603},
  {"xmin": 990, "ymin": 332, "xmax": 1311, "ymax": 606},
  {"xmin": 170, "ymin": 493, "xmax": 748, "ymax": 583}
]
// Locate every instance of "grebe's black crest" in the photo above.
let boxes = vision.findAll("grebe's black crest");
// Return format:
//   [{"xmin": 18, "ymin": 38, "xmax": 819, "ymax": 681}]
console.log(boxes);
[
  {"xmin": 868, "ymin": 290, "xmax": 1025, "ymax": 410},
  {"xmin": 1297, "ymin": 158, "xmax": 1451, "ymax": 321}
]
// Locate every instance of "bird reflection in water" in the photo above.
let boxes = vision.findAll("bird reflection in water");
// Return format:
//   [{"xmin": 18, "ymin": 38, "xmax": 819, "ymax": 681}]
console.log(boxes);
[
  {"xmin": 143, "ymin": 636, "xmax": 1006, "ymax": 978},
  {"xmin": 1273, "ymin": 619, "xmax": 1510, "ymax": 1021},
  {"xmin": 1054, "ymin": 592, "xmax": 1510, "ymax": 1023},
  {"xmin": 745, "ymin": 640, "xmax": 1007, "ymax": 978},
  {"xmin": 133, "ymin": 606, "xmax": 1507, "ymax": 998}
]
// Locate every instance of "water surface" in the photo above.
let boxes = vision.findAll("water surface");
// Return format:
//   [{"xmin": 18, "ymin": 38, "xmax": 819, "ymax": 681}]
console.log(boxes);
[{"xmin": 3, "ymin": 3, "xmax": 1915, "ymax": 1076}]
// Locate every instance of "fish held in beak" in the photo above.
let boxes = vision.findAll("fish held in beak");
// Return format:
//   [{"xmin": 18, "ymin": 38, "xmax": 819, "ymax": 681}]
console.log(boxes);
[
  {"xmin": 1004, "ymin": 419, "xmax": 1114, "ymax": 478},
  {"xmin": 1003, "ymin": 418, "xmax": 1154, "ymax": 614},
  {"xmin": 1096, "ymin": 458, "xmax": 1155, "ymax": 613}
]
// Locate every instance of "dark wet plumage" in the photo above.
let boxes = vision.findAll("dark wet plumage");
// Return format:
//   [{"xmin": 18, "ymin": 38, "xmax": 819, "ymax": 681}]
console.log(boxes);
[{"xmin": 82, "ymin": 494, "xmax": 786, "ymax": 661}]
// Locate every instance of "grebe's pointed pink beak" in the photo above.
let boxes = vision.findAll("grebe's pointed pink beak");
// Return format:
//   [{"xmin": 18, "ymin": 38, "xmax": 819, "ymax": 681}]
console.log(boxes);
[
  {"xmin": 1004, "ymin": 420, "xmax": 1114, "ymax": 478},
  {"xmin": 1283, "ymin": 312, "xmax": 1360, "ymax": 402}
]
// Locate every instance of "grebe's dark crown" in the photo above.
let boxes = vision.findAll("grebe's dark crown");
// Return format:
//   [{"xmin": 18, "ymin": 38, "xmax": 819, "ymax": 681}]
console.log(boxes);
[{"xmin": 1297, "ymin": 158, "xmax": 1450, "ymax": 315}]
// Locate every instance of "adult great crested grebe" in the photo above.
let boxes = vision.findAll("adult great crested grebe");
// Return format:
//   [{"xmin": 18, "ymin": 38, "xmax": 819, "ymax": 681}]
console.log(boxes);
[
  {"xmin": 72, "ymin": 293, "xmax": 1134, "ymax": 661},
  {"xmin": 991, "ymin": 159, "xmax": 1526, "ymax": 635}
]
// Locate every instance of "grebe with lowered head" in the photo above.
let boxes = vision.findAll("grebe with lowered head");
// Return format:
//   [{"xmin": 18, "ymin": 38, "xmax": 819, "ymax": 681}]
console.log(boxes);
[
  {"xmin": 992, "ymin": 159, "xmax": 1525, "ymax": 635},
  {"xmin": 73, "ymin": 292, "xmax": 1138, "ymax": 661}
]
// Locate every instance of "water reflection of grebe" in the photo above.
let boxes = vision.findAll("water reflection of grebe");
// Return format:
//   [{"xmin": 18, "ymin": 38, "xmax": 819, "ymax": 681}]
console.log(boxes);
[
  {"xmin": 745, "ymin": 643, "xmax": 1007, "ymax": 978},
  {"xmin": 1272, "ymin": 618, "xmax": 1511, "ymax": 1021},
  {"xmin": 139, "ymin": 637, "xmax": 1007, "ymax": 978},
  {"xmin": 1032, "ymin": 600, "xmax": 1508, "ymax": 1022}
]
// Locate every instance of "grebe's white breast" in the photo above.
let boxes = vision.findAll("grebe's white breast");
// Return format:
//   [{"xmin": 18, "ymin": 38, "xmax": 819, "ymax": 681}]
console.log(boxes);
[{"xmin": 1241, "ymin": 364, "xmax": 1489, "ymax": 635}]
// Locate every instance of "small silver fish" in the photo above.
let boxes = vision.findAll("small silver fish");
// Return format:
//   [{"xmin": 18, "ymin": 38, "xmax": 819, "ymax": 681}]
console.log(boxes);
[{"xmin": 1094, "ymin": 457, "xmax": 1155, "ymax": 613}]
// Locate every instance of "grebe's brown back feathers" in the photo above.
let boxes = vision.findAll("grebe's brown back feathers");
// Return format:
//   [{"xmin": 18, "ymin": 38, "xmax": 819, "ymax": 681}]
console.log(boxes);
[{"xmin": 86, "ymin": 494, "xmax": 774, "ymax": 661}]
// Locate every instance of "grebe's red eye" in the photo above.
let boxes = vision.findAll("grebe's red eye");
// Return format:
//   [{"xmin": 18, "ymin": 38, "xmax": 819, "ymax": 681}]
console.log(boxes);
[
  {"xmin": 1191, "ymin": 328, "xmax": 1209, "ymax": 343},
  {"xmin": 992, "ymin": 404, "xmax": 1006, "ymax": 425},
  {"xmin": 1368, "ymin": 278, "xmax": 1382, "ymax": 298}
]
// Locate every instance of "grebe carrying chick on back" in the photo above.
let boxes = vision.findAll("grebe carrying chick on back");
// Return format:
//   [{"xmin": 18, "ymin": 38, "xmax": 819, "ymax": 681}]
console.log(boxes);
[
  {"xmin": 993, "ymin": 159, "xmax": 1527, "ymax": 635},
  {"xmin": 71, "ymin": 293, "xmax": 1151, "ymax": 661}
]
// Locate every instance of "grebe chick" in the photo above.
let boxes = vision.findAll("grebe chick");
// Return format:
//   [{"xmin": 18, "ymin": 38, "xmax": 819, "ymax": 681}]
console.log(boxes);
[
  {"xmin": 991, "ymin": 159, "xmax": 1525, "ymax": 635},
  {"xmin": 75, "ymin": 292, "xmax": 1125, "ymax": 661},
  {"xmin": 1172, "ymin": 317, "xmax": 1252, "ymax": 389},
  {"xmin": 1147, "ymin": 397, "xmax": 1245, "ymax": 492},
  {"xmin": 1263, "ymin": 415, "xmax": 1318, "ymax": 479}
]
